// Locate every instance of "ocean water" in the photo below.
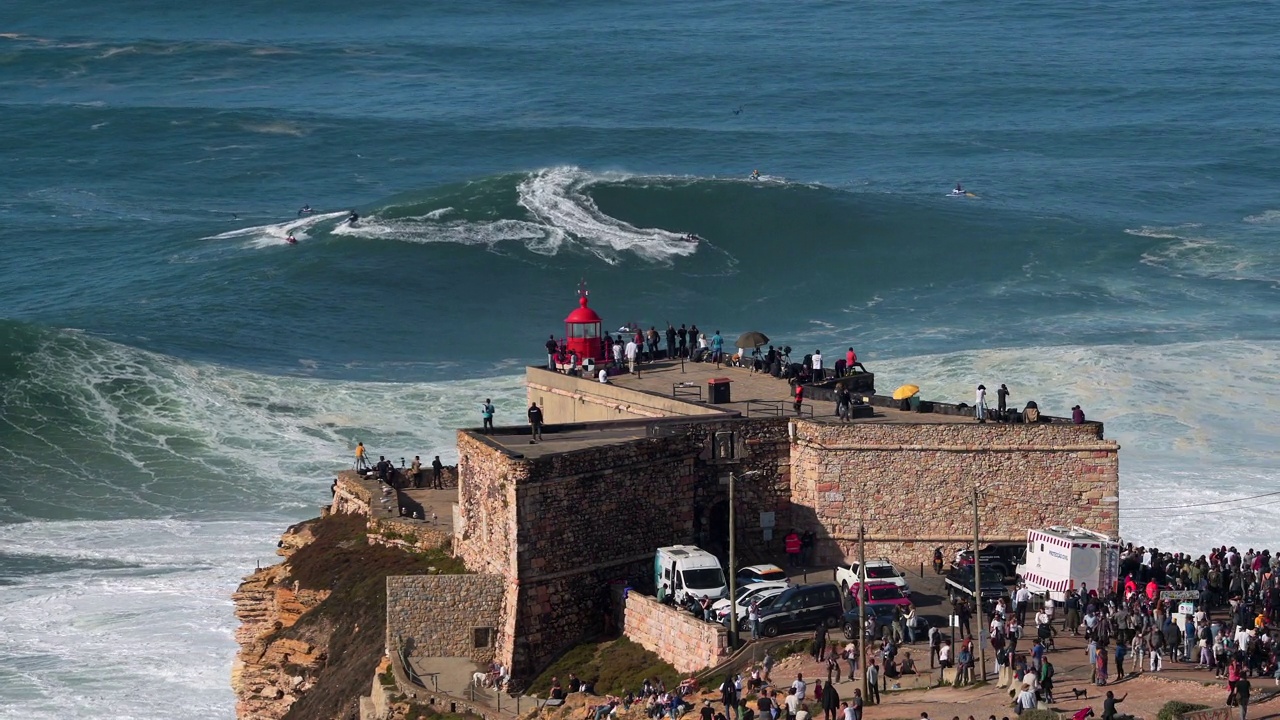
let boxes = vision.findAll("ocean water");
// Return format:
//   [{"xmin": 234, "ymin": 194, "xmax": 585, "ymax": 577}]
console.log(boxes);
[{"xmin": 2, "ymin": 1, "xmax": 1279, "ymax": 716}]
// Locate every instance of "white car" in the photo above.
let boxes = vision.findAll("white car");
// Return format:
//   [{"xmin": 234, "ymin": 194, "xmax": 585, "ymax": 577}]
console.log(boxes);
[
  {"xmin": 712, "ymin": 581, "xmax": 788, "ymax": 623},
  {"xmin": 835, "ymin": 558, "xmax": 911, "ymax": 596}
]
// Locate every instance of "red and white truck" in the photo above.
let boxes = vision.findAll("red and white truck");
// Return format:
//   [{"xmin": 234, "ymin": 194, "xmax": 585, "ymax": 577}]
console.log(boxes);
[{"xmin": 1015, "ymin": 526, "xmax": 1120, "ymax": 602}]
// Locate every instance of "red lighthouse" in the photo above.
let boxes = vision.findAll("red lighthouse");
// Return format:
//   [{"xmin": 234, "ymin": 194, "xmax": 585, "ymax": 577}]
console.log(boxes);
[{"xmin": 564, "ymin": 284, "xmax": 604, "ymax": 362}]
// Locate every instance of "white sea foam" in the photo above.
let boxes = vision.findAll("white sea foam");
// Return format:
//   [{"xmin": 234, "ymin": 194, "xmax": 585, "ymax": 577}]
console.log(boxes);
[
  {"xmin": 1243, "ymin": 209, "xmax": 1280, "ymax": 224},
  {"xmin": 515, "ymin": 167, "xmax": 699, "ymax": 264},
  {"xmin": 240, "ymin": 121, "xmax": 308, "ymax": 137},
  {"xmin": 871, "ymin": 339, "xmax": 1280, "ymax": 549},
  {"xmin": 203, "ymin": 211, "xmax": 347, "ymax": 248},
  {"xmin": 324, "ymin": 168, "xmax": 704, "ymax": 263},
  {"xmin": 0, "ymin": 519, "xmax": 280, "ymax": 720},
  {"xmin": 1129, "ymin": 225, "xmax": 1275, "ymax": 283},
  {"xmin": 330, "ymin": 215, "xmax": 564, "ymax": 254},
  {"xmin": 0, "ymin": 330, "xmax": 529, "ymax": 719}
]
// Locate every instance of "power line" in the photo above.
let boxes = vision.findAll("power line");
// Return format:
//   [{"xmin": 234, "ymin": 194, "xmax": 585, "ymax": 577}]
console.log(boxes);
[
  {"xmin": 1122, "ymin": 489, "xmax": 1280, "ymax": 511},
  {"xmin": 977, "ymin": 488, "xmax": 1280, "ymax": 518}
]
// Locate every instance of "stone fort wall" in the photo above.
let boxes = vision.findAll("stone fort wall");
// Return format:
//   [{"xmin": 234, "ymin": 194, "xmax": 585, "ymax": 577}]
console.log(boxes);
[
  {"xmin": 453, "ymin": 416, "xmax": 792, "ymax": 679},
  {"xmin": 403, "ymin": 398, "xmax": 1121, "ymax": 686},
  {"xmin": 790, "ymin": 420, "xmax": 1120, "ymax": 567}
]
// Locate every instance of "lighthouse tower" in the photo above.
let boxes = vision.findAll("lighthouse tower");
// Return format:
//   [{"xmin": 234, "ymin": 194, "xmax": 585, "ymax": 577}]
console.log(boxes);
[{"xmin": 564, "ymin": 283, "xmax": 604, "ymax": 363}]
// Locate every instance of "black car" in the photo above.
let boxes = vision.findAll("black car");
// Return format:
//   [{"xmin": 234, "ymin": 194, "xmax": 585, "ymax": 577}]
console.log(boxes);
[
  {"xmin": 944, "ymin": 566, "xmax": 1006, "ymax": 605},
  {"xmin": 955, "ymin": 542, "xmax": 1027, "ymax": 581},
  {"xmin": 757, "ymin": 582, "xmax": 844, "ymax": 637},
  {"xmin": 841, "ymin": 603, "xmax": 899, "ymax": 640}
]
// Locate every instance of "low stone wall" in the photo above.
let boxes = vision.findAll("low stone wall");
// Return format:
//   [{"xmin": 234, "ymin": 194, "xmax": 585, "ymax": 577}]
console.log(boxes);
[
  {"xmin": 527, "ymin": 366, "xmax": 731, "ymax": 422},
  {"xmin": 386, "ymin": 574, "xmax": 506, "ymax": 665},
  {"xmin": 331, "ymin": 472, "xmax": 375, "ymax": 516},
  {"xmin": 1181, "ymin": 710, "xmax": 1231, "ymax": 720},
  {"xmin": 623, "ymin": 591, "xmax": 728, "ymax": 674},
  {"xmin": 368, "ymin": 517, "xmax": 451, "ymax": 554}
]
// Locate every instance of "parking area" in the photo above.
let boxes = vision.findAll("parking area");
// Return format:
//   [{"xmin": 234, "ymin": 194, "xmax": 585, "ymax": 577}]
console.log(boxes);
[{"xmin": 781, "ymin": 560, "xmax": 960, "ymax": 632}]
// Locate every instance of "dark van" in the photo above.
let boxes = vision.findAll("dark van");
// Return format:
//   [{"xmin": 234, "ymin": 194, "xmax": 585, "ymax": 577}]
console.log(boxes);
[{"xmin": 757, "ymin": 582, "xmax": 844, "ymax": 637}]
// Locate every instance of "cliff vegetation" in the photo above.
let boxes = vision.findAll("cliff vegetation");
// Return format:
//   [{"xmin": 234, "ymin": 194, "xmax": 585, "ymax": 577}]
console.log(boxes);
[{"xmin": 233, "ymin": 512, "xmax": 465, "ymax": 720}]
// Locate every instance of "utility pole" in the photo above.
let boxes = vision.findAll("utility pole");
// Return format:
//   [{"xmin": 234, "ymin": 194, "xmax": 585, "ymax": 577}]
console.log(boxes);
[
  {"xmin": 729, "ymin": 471, "xmax": 738, "ymax": 648},
  {"xmin": 972, "ymin": 487, "xmax": 987, "ymax": 683},
  {"xmin": 726, "ymin": 470, "xmax": 762, "ymax": 648},
  {"xmin": 858, "ymin": 522, "xmax": 868, "ymax": 701}
]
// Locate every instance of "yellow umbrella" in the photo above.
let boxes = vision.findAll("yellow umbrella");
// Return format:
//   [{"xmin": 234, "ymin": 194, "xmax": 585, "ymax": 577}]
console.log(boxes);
[{"xmin": 892, "ymin": 384, "xmax": 920, "ymax": 400}]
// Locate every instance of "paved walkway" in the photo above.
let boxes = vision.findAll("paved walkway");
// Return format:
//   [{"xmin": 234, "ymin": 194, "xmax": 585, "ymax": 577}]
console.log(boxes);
[{"xmin": 607, "ymin": 359, "xmax": 966, "ymax": 424}]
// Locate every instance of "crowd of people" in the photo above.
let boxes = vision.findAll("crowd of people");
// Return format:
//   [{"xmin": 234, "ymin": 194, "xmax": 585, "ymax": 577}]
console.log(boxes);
[
  {"xmin": 953, "ymin": 543, "xmax": 1280, "ymax": 717},
  {"xmin": 351, "ymin": 441, "xmax": 446, "ymax": 489}
]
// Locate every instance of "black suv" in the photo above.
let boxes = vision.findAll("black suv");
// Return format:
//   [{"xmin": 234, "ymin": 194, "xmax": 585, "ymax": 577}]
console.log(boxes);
[
  {"xmin": 955, "ymin": 542, "xmax": 1026, "ymax": 581},
  {"xmin": 757, "ymin": 582, "xmax": 844, "ymax": 637},
  {"xmin": 944, "ymin": 566, "xmax": 1006, "ymax": 606}
]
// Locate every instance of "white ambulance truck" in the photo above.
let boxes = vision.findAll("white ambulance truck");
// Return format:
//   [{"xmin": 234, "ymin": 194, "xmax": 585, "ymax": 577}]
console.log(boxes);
[{"xmin": 1016, "ymin": 526, "xmax": 1120, "ymax": 602}]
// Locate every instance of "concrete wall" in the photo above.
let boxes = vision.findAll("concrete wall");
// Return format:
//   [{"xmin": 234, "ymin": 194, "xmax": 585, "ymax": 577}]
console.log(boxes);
[
  {"xmin": 623, "ymin": 592, "xmax": 729, "ymax": 674},
  {"xmin": 790, "ymin": 420, "xmax": 1120, "ymax": 567},
  {"xmin": 526, "ymin": 367, "xmax": 731, "ymax": 422},
  {"xmin": 386, "ymin": 574, "xmax": 506, "ymax": 665}
]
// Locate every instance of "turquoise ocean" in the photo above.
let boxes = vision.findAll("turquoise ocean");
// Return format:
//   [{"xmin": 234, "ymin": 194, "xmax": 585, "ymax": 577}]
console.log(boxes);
[{"xmin": 3, "ymin": 1, "xmax": 1280, "ymax": 716}]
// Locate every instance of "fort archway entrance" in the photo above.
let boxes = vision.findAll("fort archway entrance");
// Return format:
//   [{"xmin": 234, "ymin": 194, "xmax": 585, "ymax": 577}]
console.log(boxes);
[{"xmin": 706, "ymin": 501, "xmax": 729, "ymax": 556}]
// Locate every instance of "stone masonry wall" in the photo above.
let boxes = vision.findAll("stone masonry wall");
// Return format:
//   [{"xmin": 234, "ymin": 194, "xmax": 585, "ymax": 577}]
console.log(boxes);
[
  {"xmin": 790, "ymin": 420, "xmax": 1120, "ymax": 568},
  {"xmin": 508, "ymin": 417, "xmax": 791, "ymax": 678},
  {"xmin": 368, "ymin": 517, "xmax": 451, "ymax": 554},
  {"xmin": 330, "ymin": 473, "xmax": 373, "ymax": 516},
  {"xmin": 386, "ymin": 574, "xmax": 506, "ymax": 665},
  {"xmin": 454, "ymin": 432, "xmax": 522, "ymax": 579},
  {"xmin": 623, "ymin": 591, "xmax": 729, "ymax": 674}
]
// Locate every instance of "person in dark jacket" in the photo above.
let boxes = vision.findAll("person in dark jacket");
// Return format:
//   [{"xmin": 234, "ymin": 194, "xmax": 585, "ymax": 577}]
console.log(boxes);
[{"xmin": 820, "ymin": 678, "xmax": 840, "ymax": 720}]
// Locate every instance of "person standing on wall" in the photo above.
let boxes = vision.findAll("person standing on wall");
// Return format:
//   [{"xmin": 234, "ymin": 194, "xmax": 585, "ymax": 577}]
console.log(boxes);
[
  {"xmin": 997, "ymin": 384, "xmax": 1010, "ymax": 415},
  {"xmin": 625, "ymin": 336, "xmax": 639, "ymax": 375},
  {"xmin": 812, "ymin": 350, "xmax": 823, "ymax": 382},
  {"xmin": 410, "ymin": 455, "xmax": 423, "ymax": 488},
  {"xmin": 355, "ymin": 441, "xmax": 368, "ymax": 471},
  {"xmin": 975, "ymin": 385, "xmax": 987, "ymax": 423},
  {"xmin": 432, "ymin": 455, "xmax": 444, "ymax": 488},
  {"xmin": 527, "ymin": 402, "xmax": 544, "ymax": 442},
  {"xmin": 545, "ymin": 335, "xmax": 558, "ymax": 371},
  {"xmin": 482, "ymin": 398, "xmax": 496, "ymax": 432}
]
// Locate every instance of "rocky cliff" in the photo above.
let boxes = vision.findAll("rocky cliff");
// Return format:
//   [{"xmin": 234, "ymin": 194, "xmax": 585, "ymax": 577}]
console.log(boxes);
[
  {"xmin": 231, "ymin": 511, "xmax": 467, "ymax": 720},
  {"xmin": 231, "ymin": 520, "xmax": 331, "ymax": 720}
]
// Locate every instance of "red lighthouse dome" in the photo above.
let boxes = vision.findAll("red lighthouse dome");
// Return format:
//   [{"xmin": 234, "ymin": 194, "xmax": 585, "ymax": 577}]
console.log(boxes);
[{"xmin": 564, "ymin": 286, "xmax": 604, "ymax": 362}]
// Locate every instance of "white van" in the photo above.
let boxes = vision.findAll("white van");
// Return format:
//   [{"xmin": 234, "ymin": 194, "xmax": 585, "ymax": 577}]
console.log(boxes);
[
  {"xmin": 655, "ymin": 545, "xmax": 728, "ymax": 605},
  {"xmin": 1016, "ymin": 526, "xmax": 1120, "ymax": 602}
]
